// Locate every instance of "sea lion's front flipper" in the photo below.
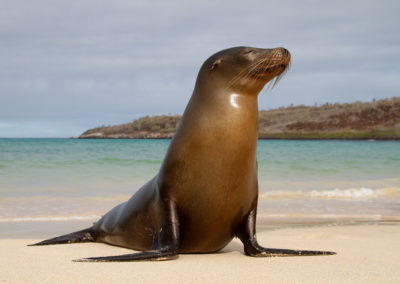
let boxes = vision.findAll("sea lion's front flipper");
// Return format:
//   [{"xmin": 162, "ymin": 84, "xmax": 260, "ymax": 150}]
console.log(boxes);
[
  {"xmin": 74, "ymin": 199, "xmax": 180, "ymax": 262},
  {"xmin": 236, "ymin": 209, "xmax": 336, "ymax": 257}
]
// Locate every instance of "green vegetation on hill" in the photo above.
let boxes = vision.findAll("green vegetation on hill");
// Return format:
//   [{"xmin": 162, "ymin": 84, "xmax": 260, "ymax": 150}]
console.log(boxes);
[
  {"xmin": 80, "ymin": 115, "xmax": 181, "ymax": 139},
  {"xmin": 79, "ymin": 97, "xmax": 400, "ymax": 140}
]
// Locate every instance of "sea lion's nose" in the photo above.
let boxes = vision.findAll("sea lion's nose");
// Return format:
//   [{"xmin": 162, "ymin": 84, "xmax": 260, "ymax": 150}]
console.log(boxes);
[
  {"xmin": 272, "ymin": 47, "xmax": 291, "ymax": 64},
  {"xmin": 274, "ymin": 47, "xmax": 290, "ymax": 56}
]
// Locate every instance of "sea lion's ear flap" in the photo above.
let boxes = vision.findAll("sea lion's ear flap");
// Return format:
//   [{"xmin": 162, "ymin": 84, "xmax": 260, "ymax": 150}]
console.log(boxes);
[{"xmin": 210, "ymin": 59, "xmax": 223, "ymax": 71}]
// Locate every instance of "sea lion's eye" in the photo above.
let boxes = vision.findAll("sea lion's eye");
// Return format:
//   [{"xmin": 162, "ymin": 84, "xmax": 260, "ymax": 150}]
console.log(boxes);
[{"xmin": 243, "ymin": 50, "xmax": 255, "ymax": 55}]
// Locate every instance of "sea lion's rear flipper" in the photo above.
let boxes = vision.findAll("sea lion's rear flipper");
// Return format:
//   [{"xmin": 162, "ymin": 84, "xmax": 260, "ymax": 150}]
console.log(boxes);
[
  {"xmin": 74, "ymin": 250, "xmax": 178, "ymax": 262},
  {"xmin": 237, "ymin": 209, "xmax": 336, "ymax": 257},
  {"xmin": 74, "ymin": 199, "xmax": 181, "ymax": 262},
  {"xmin": 28, "ymin": 227, "xmax": 96, "ymax": 246}
]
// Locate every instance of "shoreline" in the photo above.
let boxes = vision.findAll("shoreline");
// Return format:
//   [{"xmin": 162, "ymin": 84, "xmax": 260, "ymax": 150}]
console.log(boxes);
[
  {"xmin": 72, "ymin": 136, "xmax": 400, "ymax": 140},
  {"xmin": 2, "ymin": 218, "xmax": 399, "ymax": 239},
  {"xmin": 1, "ymin": 137, "xmax": 400, "ymax": 140},
  {"xmin": 1, "ymin": 224, "xmax": 399, "ymax": 283}
]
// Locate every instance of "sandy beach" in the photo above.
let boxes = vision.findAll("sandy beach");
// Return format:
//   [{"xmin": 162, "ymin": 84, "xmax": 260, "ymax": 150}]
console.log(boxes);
[{"xmin": 1, "ymin": 224, "xmax": 399, "ymax": 283}]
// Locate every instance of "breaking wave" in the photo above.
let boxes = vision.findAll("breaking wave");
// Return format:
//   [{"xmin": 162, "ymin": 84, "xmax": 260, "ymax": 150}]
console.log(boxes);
[{"xmin": 259, "ymin": 187, "xmax": 400, "ymax": 200}]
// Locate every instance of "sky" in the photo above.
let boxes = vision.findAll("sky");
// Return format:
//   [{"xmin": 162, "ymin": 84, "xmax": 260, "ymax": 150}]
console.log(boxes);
[{"xmin": 1, "ymin": 0, "xmax": 399, "ymax": 137}]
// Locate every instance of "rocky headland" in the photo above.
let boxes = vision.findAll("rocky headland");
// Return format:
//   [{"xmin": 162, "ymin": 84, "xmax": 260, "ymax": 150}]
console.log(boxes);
[{"xmin": 78, "ymin": 97, "xmax": 400, "ymax": 140}]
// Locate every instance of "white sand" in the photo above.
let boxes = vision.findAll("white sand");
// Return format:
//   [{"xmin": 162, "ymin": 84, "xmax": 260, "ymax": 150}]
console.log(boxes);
[{"xmin": 1, "ymin": 224, "xmax": 399, "ymax": 283}]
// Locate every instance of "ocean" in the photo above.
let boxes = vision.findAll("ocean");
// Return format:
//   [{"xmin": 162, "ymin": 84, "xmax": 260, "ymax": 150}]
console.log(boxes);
[{"xmin": 0, "ymin": 138, "xmax": 399, "ymax": 237}]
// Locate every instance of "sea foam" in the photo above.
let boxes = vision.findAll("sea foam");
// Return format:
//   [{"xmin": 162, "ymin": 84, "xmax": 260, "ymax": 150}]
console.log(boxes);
[
  {"xmin": 259, "ymin": 186, "xmax": 400, "ymax": 200},
  {"xmin": 309, "ymin": 188, "xmax": 381, "ymax": 199}
]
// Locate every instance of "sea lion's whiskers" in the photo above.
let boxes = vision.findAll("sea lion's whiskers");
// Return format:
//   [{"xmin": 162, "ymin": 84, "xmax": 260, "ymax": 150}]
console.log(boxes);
[
  {"xmin": 226, "ymin": 68, "xmax": 250, "ymax": 88},
  {"xmin": 225, "ymin": 59, "xmax": 266, "ymax": 90},
  {"xmin": 252, "ymin": 55, "xmax": 278, "ymax": 76},
  {"xmin": 271, "ymin": 61, "xmax": 291, "ymax": 89},
  {"xmin": 237, "ymin": 56, "xmax": 273, "ymax": 82},
  {"xmin": 257, "ymin": 66, "xmax": 288, "ymax": 93},
  {"xmin": 247, "ymin": 56, "xmax": 281, "ymax": 92},
  {"xmin": 227, "ymin": 57, "xmax": 272, "ymax": 92},
  {"xmin": 229, "ymin": 57, "xmax": 277, "ymax": 93}
]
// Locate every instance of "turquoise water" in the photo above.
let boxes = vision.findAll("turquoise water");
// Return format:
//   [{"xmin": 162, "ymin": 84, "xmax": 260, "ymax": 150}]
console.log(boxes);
[
  {"xmin": 258, "ymin": 140, "xmax": 400, "ymax": 181},
  {"xmin": 0, "ymin": 139, "xmax": 166, "ymax": 197},
  {"xmin": 0, "ymin": 138, "xmax": 399, "ymax": 234}
]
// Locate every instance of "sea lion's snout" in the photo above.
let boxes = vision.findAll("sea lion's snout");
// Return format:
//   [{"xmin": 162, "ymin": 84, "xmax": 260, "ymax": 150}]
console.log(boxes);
[
  {"xmin": 270, "ymin": 47, "xmax": 291, "ymax": 67},
  {"xmin": 248, "ymin": 47, "xmax": 291, "ymax": 82},
  {"xmin": 274, "ymin": 47, "xmax": 290, "ymax": 57}
]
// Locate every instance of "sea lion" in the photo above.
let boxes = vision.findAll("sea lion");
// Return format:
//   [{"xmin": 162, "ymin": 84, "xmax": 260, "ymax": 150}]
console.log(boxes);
[{"xmin": 31, "ymin": 46, "xmax": 335, "ymax": 261}]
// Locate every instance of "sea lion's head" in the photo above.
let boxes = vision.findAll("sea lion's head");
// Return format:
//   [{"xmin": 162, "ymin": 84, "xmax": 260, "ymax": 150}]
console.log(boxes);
[{"xmin": 197, "ymin": 46, "xmax": 291, "ymax": 95}]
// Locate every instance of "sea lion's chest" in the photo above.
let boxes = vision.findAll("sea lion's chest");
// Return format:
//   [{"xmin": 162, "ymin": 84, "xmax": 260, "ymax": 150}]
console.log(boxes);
[
  {"xmin": 159, "ymin": 140, "xmax": 258, "ymax": 252},
  {"xmin": 174, "ymin": 176, "xmax": 257, "ymax": 253}
]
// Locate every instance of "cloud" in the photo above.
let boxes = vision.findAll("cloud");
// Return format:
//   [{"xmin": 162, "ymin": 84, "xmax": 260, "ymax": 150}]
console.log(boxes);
[{"xmin": 1, "ymin": 0, "xmax": 399, "ymax": 137}]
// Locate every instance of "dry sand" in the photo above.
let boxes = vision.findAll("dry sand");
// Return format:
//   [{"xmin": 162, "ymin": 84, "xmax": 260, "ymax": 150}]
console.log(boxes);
[{"xmin": 1, "ymin": 224, "xmax": 399, "ymax": 283}]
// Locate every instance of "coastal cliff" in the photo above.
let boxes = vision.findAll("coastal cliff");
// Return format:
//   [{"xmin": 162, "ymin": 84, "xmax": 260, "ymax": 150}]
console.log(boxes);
[{"xmin": 79, "ymin": 97, "xmax": 400, "ymax": 140}]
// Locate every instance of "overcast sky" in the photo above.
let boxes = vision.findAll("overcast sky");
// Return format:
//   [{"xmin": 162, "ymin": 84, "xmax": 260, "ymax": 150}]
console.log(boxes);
[{"xmin": 1, "ymin": 0, "xmax": 399, "ymax": 137}]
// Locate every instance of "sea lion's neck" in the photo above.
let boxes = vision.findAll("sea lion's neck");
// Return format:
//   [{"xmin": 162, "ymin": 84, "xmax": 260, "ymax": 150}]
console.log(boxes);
[
  {"xmin": 189, "ymin": 84, "xmax": 257, "ymax": 127},
  {"xmin": 169, "ymin": 85, "xmax": 259, "ymax": 153},
  {"xmin": 158, "ymin": 85, "xmax": 259, "ymax": 190}
]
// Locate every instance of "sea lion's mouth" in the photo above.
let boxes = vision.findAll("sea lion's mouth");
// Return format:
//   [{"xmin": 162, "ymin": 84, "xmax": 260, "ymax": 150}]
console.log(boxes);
[
  {"xmin": 250, "ymin": 63, "xmax": 288, "ymax": 77},
  {"xmin": 248, "ymin": 58, "xmax": 290, "ymax": 89}
]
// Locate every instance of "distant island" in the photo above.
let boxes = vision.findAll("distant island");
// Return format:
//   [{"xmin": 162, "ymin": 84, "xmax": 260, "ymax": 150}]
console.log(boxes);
[{"xmin": 78, "ymin": 97, "xmax": 400, "ymax": 140}]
